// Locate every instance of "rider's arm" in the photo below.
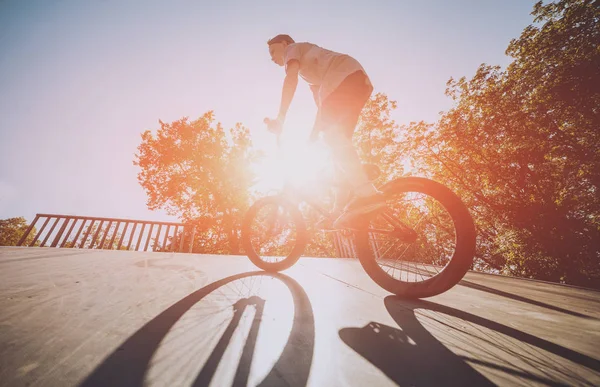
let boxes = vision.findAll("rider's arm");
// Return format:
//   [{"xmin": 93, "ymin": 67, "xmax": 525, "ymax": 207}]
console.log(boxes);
[
  {"xmin": 309, "ymin": 84, "xmax": 322, "ymax": 137},
  {"xmin": 277, "ymin": 60, "xmax": 300, "ymax": 122},
  {"xmin": 309, "ymin": 84, "xmax": 319, "ymax": 106}
]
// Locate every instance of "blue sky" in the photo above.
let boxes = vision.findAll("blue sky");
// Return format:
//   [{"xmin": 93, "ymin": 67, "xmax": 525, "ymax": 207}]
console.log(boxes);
[{"xmin": 0, "ymin": 0, "xmax": 536, "ymax": 224}]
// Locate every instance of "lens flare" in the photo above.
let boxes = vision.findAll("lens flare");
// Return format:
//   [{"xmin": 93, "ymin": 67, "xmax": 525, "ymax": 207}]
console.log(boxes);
[{"xmin": 252, "ymin": 132, "xmax": 333, "ymax": 193}]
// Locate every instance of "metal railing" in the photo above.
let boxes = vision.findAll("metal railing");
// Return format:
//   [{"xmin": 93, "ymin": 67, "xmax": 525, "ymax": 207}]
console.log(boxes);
[
  {"xmin": 332, "ymin": 233, "xmax": 356, "ymax": 258},
  {"xmin": 332, "ymin": 232, "xmax": 385, "ymax": 259},
  {"xmin": 17, "ymin": 214, "xmax": 196, "ymax": 253}
]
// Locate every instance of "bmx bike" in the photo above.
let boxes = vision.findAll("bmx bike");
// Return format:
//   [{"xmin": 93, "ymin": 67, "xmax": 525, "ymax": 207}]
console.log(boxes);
[{"xmin": 241, "ymin": 130, "xmax": 476, "ymax": 299}]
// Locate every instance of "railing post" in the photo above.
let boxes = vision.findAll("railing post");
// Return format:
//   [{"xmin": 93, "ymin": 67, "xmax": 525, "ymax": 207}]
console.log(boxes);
[
  {"xmin": 98, "ymin": 221, "xmax": 112, "ymax": 249},
  {"xmin": 188, "ymin": 225, "xmax": 196, "ymax": 253},
  {"xmin": 153, "ymin": 224, "xmax": 162, "ymax": 251},
  {"xmin": 117, "ymin": 222, "xmax": 129, "ymax": 250},
  {"xmin": 29, "ymin": 216, "xmax": 51, "ymax": 247},
  {"xmin": 126, "ymin": 222, "xmax": 138, "ymax": 250},
  {"xmin": 79, "ymin": 220, "xmax": 95, "ymax": 248},
  {"xmin": 178, "ymin": 225, "xmax": 186, "ymax": 253},
  {"xmin": 135, "ymin": 223, "xmax": 146, "ymax": 251},
  {"xmin": 60, "ymin": 218, "xmax": 78, "ymax": 248},
  {"xmin": 144, "ymin": 224, "xmax": 154, "ymax": 252},
  {"xmin": 71, "ymin": 219, "xmax": 87, "ymax": 248},
  {"xmin": 162, "ymin": 225, "xmax": 170, "ymax": 251},
  {"xmin": 51, "ymin": 217, "xmax": 71, "ymax": 247},
  {"xmin": 89, "ymin": 220, "xmax": 104, "ymax": 249},
  {"xmin": 170, "ymin": 226, "xmax": 179, "ymax": 252},
  {"xmin": 17, "ymin": 214, "xmax": 40, "ymax": 246},
  {"xmin": 107, "ymin": 221, "xmax": 120, "ymax": 250},
  {"xmin": 40, "ymin": 217, "xmax": 61, "ymax": 247}
]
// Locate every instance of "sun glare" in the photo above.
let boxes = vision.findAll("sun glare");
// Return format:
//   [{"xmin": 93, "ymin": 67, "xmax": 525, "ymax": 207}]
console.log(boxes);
[{"xmin": 252, "ymin": 131, "xmax": 333, "ymax": 194}]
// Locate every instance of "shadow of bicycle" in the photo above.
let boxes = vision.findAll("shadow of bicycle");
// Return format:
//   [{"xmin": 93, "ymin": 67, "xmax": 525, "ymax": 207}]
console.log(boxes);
[
  {"xmin": 340, "ymin": 296, "xmax": 599, "ymax": 386},
  {"xmin": 79, "ymin": 271, "xmax": 314, "ymax": 387}
]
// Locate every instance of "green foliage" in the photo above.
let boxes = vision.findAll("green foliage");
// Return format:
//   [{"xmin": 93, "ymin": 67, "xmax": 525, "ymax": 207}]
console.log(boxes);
[
  {"xmin": 0, "ymin": 217, "xmax": 36, "ymax": 246},
  {"xmin": 134, "ymin": 111, "xmax": 262, "ymax": 255},
  {"xmin": 398, "ymin": 0, "xmax": 600, "ymax": 287},
  {"xmin": 355, "ymin": 92, "xmax": 405, "ymax": 183}
]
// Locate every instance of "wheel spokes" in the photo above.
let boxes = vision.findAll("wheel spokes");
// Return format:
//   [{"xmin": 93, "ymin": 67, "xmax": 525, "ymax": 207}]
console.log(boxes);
[
  {"xmin": 367, "ymin": 191, "xmax": 456, "ymax": 283},
  {"xmin": 250, "ymin": 203, "xmax": 298, "ymax": 263}
]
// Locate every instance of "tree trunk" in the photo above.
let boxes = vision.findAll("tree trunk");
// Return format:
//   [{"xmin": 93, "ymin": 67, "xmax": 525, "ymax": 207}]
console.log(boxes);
[{"xmin": 223, "ymin": 212, "xmax": 240, "ymax": 255}]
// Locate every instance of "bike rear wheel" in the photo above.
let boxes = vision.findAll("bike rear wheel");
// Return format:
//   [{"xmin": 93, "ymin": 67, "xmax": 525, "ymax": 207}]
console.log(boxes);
[
  {"xmin": 354, "ymin": 177, "xmax": 476, "ymax": 298},
  {"xmin": 242, "ymin": 196, "xmax": 308, "ymax": 272}
]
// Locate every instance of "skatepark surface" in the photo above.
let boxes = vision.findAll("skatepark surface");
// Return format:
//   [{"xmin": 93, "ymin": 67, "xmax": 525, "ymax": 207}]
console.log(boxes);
[{"xmin": 1, "ymin": 246, "xmax": 599, "ymax": 386}]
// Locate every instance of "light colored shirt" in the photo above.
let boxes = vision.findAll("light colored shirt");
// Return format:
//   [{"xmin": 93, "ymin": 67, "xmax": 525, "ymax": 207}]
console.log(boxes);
[{"xmin": 284, "ymin": 42, "xmax": 371, "ymax": 107}]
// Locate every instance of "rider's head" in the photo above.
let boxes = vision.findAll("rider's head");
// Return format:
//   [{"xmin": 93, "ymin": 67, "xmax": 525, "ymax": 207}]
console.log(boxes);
[{"xmin": 267, "ymin": 34, "xmax": 295, "ymax": 66}]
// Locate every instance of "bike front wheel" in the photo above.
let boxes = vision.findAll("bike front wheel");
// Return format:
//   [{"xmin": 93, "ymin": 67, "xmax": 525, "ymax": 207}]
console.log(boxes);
[
  {"xmin": 354, "ymin": 177, "xmax": 476, "ymax": 298},
  {"xmin": 241, "ymin": 195, "xmax": 308, "ymax": 272}
]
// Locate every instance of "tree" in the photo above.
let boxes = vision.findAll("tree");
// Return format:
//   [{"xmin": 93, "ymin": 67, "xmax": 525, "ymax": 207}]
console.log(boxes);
[
  {"xmin": 398, "ymin": 0, "xmax": 600, "ymax": 287},
  {"xmin": 354, "ymin": 92, "xmax": 405, "ymax": 183},
  {"xmin": 0, "ymin": 217, "xmax": 36, "ymax": 246},
  {"xmin": 134, "ymin": 112, "xmax": 262, "ymax": 255}
]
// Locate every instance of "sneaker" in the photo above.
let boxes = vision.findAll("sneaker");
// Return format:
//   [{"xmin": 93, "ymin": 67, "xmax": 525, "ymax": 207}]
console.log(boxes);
[{"xmin": 333, "ymin": 192, "xmax": 387, "ymax": 229}]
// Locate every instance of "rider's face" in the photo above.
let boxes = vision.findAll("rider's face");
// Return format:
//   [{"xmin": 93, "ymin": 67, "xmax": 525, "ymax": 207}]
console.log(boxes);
[{"xmin": 268, "ymin": 43, "xmax": 286, "ymax": 66}]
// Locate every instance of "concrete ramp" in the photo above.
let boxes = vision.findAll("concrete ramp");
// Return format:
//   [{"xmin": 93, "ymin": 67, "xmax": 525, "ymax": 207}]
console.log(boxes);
[{"xmin": 1, "ymin": 247, "xmax": 599, "ymax": 386}]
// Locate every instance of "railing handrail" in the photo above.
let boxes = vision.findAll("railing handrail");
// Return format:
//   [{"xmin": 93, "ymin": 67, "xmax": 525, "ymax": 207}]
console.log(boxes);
[{"xmin": 34, "ymin": 213, "xmax": 185, "ymax": 227}]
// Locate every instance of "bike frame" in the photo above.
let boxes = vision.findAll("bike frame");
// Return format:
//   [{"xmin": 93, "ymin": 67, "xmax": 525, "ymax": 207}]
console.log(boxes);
[
  {"xmin": 264, "ymin": 132, "xmax": 416, "ymax": 240},
  {"xmin": 271, "ymin": 181, "xmax": 416, "ymax": 241}
]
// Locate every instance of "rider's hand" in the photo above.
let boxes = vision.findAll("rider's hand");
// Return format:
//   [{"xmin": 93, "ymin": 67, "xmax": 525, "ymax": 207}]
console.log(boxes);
[{"xmin": 264, "ymin": 117, "xmax": 283, "ymax": 135}]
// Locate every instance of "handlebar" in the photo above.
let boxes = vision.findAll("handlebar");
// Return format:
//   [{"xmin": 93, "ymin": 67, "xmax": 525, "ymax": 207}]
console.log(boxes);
[{"xmin": 264, "ymin": 117, "xmax": 318, "ymax": 147}]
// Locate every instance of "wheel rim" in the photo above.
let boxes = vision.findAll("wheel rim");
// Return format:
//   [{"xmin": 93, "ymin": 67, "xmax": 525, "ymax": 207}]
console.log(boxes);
[
  {"xmin": 364, "ymin": 190, "xmax": 458, "ymax": 284},
  {"xmin": 249, "ymin": 201, "xmax": 299, "ymax": 265}
]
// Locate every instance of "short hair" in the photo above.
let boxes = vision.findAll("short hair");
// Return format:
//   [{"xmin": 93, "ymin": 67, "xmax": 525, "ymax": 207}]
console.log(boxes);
[{"xmin": 267, "ymin": 34, "xmax": 295, "ymax": 46}]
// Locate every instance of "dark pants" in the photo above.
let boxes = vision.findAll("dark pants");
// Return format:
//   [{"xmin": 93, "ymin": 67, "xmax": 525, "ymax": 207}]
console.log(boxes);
[
  {"xmin": 319, "ymin": 71, "xmax": 373, "ymax": 139},
  {"xmin": 317, "ymin": 71, "xmax": 375, "ymax": 212}
]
